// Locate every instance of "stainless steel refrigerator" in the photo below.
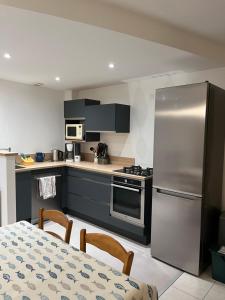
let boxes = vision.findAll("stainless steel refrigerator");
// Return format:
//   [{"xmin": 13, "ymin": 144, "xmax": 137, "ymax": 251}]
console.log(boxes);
[{"xmin": 151, "ymin": 82, "xmax": 225, "ymax": 275}]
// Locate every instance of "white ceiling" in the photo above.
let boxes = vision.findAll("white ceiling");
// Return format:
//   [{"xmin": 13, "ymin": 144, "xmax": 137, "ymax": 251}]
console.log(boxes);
[
  {"xmin": 0, "ymin": 5, "xmax": 221, "ymax": 90},
  {"xmin": 102, "ymin": 0, "xmax": 225, "ymax": 44}
]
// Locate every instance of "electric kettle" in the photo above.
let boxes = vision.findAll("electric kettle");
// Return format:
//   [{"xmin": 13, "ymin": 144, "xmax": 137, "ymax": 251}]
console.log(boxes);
[{"xmin": 52, "ymin": 149, "xmax": 64, "ymax": 161}]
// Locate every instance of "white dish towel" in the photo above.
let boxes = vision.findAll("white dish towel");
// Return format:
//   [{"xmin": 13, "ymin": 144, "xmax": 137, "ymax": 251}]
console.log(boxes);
[{"xmin": 39, "ymin": 176, "xmax": 56, "ymax": 200}]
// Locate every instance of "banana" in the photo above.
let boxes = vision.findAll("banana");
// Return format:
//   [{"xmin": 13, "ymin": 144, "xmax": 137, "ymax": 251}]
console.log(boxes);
[{"xmin": 21, "ymin": 155, "xmax": 34, "ymax": 164}]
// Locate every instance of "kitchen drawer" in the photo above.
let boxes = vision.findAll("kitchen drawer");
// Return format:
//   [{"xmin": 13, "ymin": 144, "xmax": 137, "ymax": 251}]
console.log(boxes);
[
  {"xmin": 67, "ymin": 167, "xmax": 111, "ymax": 184},
  {"xmin": 67, "ymin": 193, "xmax": 110, "ymax": 221},
  {"xmin": 67, "ymin": 175, "xmax": 111, "ymax": 205}
]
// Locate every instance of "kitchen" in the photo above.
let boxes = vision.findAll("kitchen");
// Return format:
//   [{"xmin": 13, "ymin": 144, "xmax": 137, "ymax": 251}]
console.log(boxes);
[
  {"xmin": 16, "ymin": 94, "xmax": 153, "ymax": 244},
  {"xmin": 1, "ymin": 1, "xmax": 225, "ymax": 300}
]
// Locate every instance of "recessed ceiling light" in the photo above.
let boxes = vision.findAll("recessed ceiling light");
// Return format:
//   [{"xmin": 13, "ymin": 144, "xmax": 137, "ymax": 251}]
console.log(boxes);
[
  {"xmin": 3, "ymin": 53, "xmax": 11, "ymax": 59},
  {"xmin": 108, "ymin": 63, "xmax": 115, "ymax": 69},
  {"xmin": 55, "ymin": 76, "xmax": 61, "ymax": 81},
  {"xmin": 33, "ymin": 83, "xmax": 44, "ymax": 87}
]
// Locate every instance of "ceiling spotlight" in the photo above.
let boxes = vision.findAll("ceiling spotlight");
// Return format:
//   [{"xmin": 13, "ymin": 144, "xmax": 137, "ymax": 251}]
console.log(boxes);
[
  {"xmin": 55, "ymin": 76, "xmax": 61, "ymax": 81},
  {"xmin": 33, "ymin": 83, "xmax": 44, "ymax": 87},
  {"xmin": 108, "ymin": 63, "xmax": 115, "ymax": 69},
  {"xmin": 3, "ymin": 53, "xmax": 11, "ymax": 59}
]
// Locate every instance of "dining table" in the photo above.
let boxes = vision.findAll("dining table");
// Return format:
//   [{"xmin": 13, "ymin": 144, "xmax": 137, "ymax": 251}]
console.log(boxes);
[{"xmin": 0, "ymin": 221, "xmax": 158, "ymax": 300}]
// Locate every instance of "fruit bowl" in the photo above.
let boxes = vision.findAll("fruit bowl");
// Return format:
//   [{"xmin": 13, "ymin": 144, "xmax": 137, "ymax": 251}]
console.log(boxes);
[
  {"xmin": 21, "ymin": 161, "xmax": 34, "ymax": 166},
  {"xmin": 20, "ymin": 155, "xmax": 35, "ymax": 166}
]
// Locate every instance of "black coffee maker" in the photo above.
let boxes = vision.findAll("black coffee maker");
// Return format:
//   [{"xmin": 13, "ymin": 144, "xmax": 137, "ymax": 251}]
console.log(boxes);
[{"xmin": 97, "ymin": 143, "xmax": 110, "ymax": 164}]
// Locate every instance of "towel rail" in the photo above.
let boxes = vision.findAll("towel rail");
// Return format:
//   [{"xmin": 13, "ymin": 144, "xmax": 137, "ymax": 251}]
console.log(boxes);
[{"xmin": 34, "ymin": 175, "xmax": 62, "ymax": 180}]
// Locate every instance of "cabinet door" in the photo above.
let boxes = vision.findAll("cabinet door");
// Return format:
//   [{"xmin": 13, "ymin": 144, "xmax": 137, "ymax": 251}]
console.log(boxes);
[
  {"xmin": 86, "ymin": 104, "xmax": 130, "ymax": 132},
  {"xmin": 64, "ymin": 100, "xmax": 86, "ymax": 118},
  {"xmin": 16, "ymin": 172, "xmax": 32, "ymax": 222},
  {"xmin": 64, "ymin": 99, "xmax": 100, "ymax": 119},
  {"xmin": 31, "ymin": 168, "xmax": 64, "ymax": 222},
  {"xmin": 86, "ymin": 104, "xmax": 116, "ymax": 131}
]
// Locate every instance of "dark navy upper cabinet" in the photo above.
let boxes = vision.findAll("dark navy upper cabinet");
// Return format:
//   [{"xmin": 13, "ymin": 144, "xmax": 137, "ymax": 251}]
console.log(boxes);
[
  {"xmin": 64, "ymin": 99, "xmax": 100, "ymax": 119},
  {"xmin": 85, "ymin": 104, "xmax": 130, "ymax": 133}
]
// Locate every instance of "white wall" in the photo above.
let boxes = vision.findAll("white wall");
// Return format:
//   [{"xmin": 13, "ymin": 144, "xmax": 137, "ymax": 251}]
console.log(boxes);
[
  {"xmin": 0, "ymin": 79, "xmax": 64, "ymax": 153},
  {"xmin": 76, "ymin": 67, "xmax": 225, "ymax": 168},
  {"xmin": 76, "ymin": 84, "xmax": 155, "ymax": 168}
]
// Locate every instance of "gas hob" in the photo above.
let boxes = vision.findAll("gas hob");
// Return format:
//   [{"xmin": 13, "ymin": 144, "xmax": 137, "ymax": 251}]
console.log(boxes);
[{"xmin": 114, "ymin": 165, "xmax": 153, "ymax": 177}]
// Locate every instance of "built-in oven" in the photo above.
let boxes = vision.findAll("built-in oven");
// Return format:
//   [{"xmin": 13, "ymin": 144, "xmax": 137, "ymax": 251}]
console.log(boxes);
[{"xmin": 110, "ymin": 176, "xmax": 145, "ymax": 227}]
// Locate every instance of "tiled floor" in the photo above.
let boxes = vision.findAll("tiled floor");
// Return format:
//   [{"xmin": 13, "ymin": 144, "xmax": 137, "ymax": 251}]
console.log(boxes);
[
  {"xmin": 161, "ymin": 272, "xmax": 225, "ymax": 300},
  {"xmin": 44, "ymin": 216, "xmax": 225, "ymax": 299}
]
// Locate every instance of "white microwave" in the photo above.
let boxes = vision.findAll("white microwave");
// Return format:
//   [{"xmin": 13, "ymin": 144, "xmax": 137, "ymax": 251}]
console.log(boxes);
[{"xmin": 65, "ymin": 124, "xmax": 84, "ymax": 140}]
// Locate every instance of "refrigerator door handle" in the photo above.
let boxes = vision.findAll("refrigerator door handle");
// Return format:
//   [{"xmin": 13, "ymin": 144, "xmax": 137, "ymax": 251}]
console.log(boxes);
[{"xmin": 155, "ymin": 188, "xmax": 202, "ymax": 201}]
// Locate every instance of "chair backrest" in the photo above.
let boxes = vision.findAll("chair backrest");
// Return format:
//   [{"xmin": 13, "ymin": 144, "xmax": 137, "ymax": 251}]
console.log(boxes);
[
  {"xmin": 80, "ymin": 229, "xmax": 134, "ymax": 275},
  {"xmin": 38, "ymin": 208, "xmax": 73, "ymax": 244}
]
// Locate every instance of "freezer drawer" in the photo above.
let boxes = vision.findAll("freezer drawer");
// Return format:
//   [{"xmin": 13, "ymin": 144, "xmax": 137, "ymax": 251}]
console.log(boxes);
[{"xmin": 151, "ymin": 188, "xmax": 202, "ymax": 275}]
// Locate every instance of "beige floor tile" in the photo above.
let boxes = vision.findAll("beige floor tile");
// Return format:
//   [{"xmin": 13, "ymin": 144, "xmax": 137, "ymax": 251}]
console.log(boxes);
[
  {"xmin": 204, "ymin": 282, "xmax": 225, "ymax": 300},
  {"xmin": 200, "ymin": 266, "xmax": 215, "ymax": 283},
  {"xmin": 160, "ymin": 286, "xmax": 198, "ymax": 300},
  {"xmin": 173, "ymin": 272, "xmax": 213, "ymax": 299}
]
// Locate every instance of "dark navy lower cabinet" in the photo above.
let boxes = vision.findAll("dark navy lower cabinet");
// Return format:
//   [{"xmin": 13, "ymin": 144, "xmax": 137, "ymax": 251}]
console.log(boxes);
[
  {"xmin": 16, "ymin": 166, "xmax": 150, "ymax": 244},
  {"xmin": 65, "ymin": 168, "xmax": 150, "ymax": 245},
  {"xmin": 16, "ymin": 167, "xmax": 66, "ymax": 223},
  {"xmin": 16, "ymin": 172, "xmax": 32, "ymax": 222},
  {"xmin": 65, "ymin": 168, "xmax": 111, "ymax": 222},
  {"xmin": 31, "ymin": 167, "xmax": 65, "ymax": 223}
]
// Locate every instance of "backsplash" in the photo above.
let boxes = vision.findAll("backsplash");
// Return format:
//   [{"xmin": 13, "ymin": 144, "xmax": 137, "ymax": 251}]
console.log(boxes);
[
  {"xmin": 16, "ymin": 151, "xmax": 135, "ymax": 167},
  {"xmin": 81, "ymin": 152, "xmax": 135, "ymax": 166},
  {"xmin": 16, "ymin": 152, "xmax": 53, "ymax": 164}
]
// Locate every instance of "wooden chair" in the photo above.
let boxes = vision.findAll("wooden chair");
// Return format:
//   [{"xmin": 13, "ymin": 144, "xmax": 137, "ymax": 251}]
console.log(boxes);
[
  {"xmin": 38, "ymin": 208, "xmax": 73, "ymax": 244},
  {"xmin": 80, "ymin": 229, "xmax": 134, "ymax": 275}
]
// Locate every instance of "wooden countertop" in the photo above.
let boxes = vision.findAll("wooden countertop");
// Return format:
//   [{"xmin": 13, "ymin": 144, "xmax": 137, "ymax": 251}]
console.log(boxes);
[
  {"xmin": 0, "ymin": 151, "xmax": 18, "ymax": 156},
  {"xmin": 15, "ymin": 161, "xmax": 149, "ymax": 180}
]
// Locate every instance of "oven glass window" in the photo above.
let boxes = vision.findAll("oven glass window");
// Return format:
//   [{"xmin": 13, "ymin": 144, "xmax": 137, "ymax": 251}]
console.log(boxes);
[
  {"xmin": 67, "ymin": 126, "xmax": 77, "ymax": 137},
  {"xmin": 113, "ymin": 185, "xmax": 141, "ymax": 219}
]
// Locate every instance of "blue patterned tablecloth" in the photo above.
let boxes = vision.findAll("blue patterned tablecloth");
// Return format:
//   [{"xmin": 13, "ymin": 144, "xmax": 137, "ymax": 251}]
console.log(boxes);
[{"xmin": 0, "ymin": 221, "xmax": 158, "ymax": 300}]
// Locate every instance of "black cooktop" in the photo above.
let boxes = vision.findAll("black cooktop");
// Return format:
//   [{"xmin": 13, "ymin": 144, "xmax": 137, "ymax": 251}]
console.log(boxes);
[{"xmin": 114, "ymin": 165, "xmax": 153, "ymax": 177}]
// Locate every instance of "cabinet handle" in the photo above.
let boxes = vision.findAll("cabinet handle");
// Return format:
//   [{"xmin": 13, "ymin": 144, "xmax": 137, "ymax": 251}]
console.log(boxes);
[{"xmin": 111, "ymin": 183, "xmax": 140, "ymax": 192}]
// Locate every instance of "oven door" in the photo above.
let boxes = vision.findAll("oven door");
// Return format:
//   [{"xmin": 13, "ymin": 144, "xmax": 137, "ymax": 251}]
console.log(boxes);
[{"xmin": 110, "ymin": 182, "xmax": 145, "ymax": 227}]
